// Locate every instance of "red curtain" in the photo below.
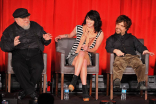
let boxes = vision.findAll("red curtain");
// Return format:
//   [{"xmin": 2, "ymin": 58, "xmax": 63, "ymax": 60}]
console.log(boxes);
[
  {"xmin": 120, "ymin": 0, "xmax": 156, "ymax": 75},
  {"xmin": 0, "ymin": 0, "xmax": 156, "ymax": 91}
]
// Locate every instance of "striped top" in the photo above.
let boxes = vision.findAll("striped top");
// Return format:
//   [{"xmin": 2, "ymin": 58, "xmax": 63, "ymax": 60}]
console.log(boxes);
[{"xmin": 66, "ymin": 25, "xmax": 102, "ymax": 59}]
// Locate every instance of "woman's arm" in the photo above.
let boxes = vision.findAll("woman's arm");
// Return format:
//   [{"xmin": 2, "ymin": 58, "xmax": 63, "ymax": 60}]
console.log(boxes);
[
  {"xmin": 86, "ymin": 31, "xmax": 104, "ymax": 53},
  {"xmin": 55, "ymin": 27, "xmax": 77, "ymax": 42}
]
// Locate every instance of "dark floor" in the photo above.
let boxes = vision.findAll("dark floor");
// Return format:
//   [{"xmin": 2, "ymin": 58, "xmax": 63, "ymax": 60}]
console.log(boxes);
[
  {"xmin": 54, "ymin": 93, "xmax": 156, "ymax": 104},
  {"xmin": 1, "ymin": 92, "xmax": 156, "ymax": 104}
]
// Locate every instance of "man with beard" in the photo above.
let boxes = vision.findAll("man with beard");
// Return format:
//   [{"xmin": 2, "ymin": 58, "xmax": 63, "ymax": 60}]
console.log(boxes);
[
  {"xmin": 1, "ymin": 8, "xmax": 52, "ymax": 100},
  {"xmin": 105, "ymin": 15, "xmax": 154, "ymax": 90}
]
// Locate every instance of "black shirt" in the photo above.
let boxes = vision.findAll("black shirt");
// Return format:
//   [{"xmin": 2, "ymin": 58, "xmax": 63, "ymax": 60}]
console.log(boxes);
[
  {"xmin": 105, "ymin": 32, "xmax": 148, "ymax": 55},
  {"xmin": 1, "ymin": 21, "xmax": 51, "ymax": 52}
]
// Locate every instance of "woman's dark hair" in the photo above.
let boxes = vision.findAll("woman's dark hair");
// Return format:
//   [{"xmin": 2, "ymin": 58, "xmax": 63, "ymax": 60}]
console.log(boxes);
[
  {"xmin": 82, "ymin": 10, "xmax": 102, "ymax": 33},
  {"xmin": 116, "ymin": 15, "xmax": 132, "ymax": 30}
]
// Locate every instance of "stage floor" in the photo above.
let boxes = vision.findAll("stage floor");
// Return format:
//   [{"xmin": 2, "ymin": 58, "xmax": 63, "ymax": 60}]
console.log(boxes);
[{"xmin": 1, "ymin": 92, "xmax": 156, "ymax": 104}]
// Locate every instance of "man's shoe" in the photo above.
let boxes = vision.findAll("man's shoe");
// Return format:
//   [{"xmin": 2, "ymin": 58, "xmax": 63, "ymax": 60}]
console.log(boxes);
[
  {"xmin": 18, "ymin": 90, "xmax": 26, "ymax": 100},
  {"xmin": 137, "ymin": 81, "xmax": 147, "ymax": 90},
  {"xmin": 113, "ymin": 78, "xmax": 121, "ymax": 88},
  {"xmin": 30, "ymin": 92, "xmax": 38, "ymax": 101}
]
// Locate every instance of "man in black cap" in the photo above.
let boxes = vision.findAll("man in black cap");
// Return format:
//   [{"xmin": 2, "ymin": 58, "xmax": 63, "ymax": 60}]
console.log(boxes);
[{"xmin": 1, "ymin": 8, "xmax": 52, "ymax": 100}]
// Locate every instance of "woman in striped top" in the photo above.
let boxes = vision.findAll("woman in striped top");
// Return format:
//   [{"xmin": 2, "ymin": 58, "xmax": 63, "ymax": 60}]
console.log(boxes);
[{"xmin": 55, "ymin": 10, "xmax": 104, "ymax": 101}]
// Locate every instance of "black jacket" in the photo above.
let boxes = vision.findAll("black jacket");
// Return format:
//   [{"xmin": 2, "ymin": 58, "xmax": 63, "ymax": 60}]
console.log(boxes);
[
  {"xmin": 105, "ymin": 33, "xmax": 148, "ymax": 55},
  {"xmin": 1, "ymin": 21, "xmax": 51, "ymax": 52}
]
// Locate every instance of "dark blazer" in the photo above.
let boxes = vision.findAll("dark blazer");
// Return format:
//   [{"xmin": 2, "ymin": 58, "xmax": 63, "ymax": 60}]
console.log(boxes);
[{"xmin": 1, "ymin": 21, "xmax": 51, "ymax": 52}]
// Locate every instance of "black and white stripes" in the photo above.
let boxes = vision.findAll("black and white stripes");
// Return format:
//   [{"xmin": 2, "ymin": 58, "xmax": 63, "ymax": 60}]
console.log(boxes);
[{"xmin": 66, "ymin": 25, "xmax": 102, "ymax": 59}]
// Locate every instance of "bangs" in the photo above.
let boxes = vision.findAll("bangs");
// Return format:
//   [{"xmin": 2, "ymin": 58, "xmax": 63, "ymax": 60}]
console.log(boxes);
[
  {"xmin": 82, "ymin": 10, "xmax": 102, "ymax": 32},
  {"xmin": 86, "ymin": 14, "xmax": 96, "ymax": 21}
]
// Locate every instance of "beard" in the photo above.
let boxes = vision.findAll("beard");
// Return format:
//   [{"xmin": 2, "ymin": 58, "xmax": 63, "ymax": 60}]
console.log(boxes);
[
  {"xmin": 115, "ymin": 28, "xmax": 121, "ymax": 35},
  {"xmin": 22, "ymin": 23, "xmax": 30, "ymax": 30},
  {"xmin": 115, "ymin": 31, "xmax": 121, "ymax": 35}
]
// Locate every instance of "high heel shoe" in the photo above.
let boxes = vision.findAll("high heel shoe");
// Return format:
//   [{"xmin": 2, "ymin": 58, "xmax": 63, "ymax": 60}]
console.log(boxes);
[
  {"xmin": 68, "ymin": 75, "xmax": 78, "ymax": 91},
  {"xmin": 82, "ymin": 85, "xmax": 89, "ymax": 101}
]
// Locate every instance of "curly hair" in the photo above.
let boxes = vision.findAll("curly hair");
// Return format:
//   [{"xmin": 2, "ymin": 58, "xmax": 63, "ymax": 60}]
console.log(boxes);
[
  {"xmin": 82, "ymin": 10, "xmax": 102, "ymax": 33},
  {"xmin": 116, "ymin": 15, "xmax": 132, "ymax": 30}
]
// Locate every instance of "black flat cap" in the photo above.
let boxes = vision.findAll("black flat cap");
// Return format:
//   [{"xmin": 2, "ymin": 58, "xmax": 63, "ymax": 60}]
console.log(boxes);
[{"xmin": 13, "ymin": 8, "xmax": 30, "ymax": 18}]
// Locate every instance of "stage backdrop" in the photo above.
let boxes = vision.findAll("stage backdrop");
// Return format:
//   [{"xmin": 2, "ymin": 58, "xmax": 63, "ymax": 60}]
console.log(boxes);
[{"xmin": 0, "ymin": 0, "xmax": 156, "ymax": 91}]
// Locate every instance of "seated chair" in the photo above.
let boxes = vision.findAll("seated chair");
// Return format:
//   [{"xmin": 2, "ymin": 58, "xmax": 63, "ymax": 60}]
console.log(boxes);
[
  {"xmin": 106, "ymin": 39, "xmax": 149, "ymax": 100},
  {"xmin": 6, "ymin": 52, "xmax": 47, "ymax": 93},
  {"xmin": 55, "ymin": 38, "xmax": 99, "ymax": 100}
]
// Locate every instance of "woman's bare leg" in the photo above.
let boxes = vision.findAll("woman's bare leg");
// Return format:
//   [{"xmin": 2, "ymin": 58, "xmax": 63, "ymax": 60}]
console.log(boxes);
[
  {"xmin": 73, "ymin": 51, "xmax": 86, "ymax": 76},
  {"xmin": 80, "ymin": 59, "xmax": 87, "ymax": 85},
  {"xmin": 80, "ymin": 55, "xmax": 90, "ymax": 101},
  {"xmin": 69, "ymin": 51, "xmax": 86, "ymax": 91}
]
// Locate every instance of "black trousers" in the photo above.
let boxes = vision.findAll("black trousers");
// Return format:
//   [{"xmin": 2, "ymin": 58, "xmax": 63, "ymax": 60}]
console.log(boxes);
[{"xmin": 12, "ymin": 48, "xmax": 44, "ymax": 95}]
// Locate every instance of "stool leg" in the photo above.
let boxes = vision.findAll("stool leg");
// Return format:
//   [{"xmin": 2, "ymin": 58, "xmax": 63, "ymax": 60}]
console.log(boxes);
[
  {"xmin": 61, "ymin": 74, "xmax": 64, "ymax": 100},
  {"xmin": 145, "ymin": 74, "xmax": 148, "ymax": 100},
  {"xmin": 8, "ymin": 74, "xmax": 11, "ymax": 93},
  {"xmin": 96, "ymin": 74, "xmax": 98, "ymax": 100},
  {"xmin": 89, "ymin": 74, "xmax": 92, "ymax": 96},
  {"xmin": 110, "ymin": 74, "xmax": 113, "ymax": 100},
  {"xmin": 106, "ymin": 73, "xmax": 110, "ymax": 96}
]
